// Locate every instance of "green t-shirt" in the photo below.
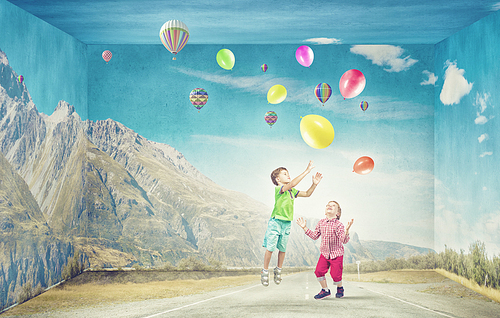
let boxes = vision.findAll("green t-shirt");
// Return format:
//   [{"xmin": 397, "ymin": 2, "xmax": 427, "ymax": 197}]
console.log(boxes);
[{"xmin": 270, "ymin": 186, "xmax": 299, "ymax": 221}]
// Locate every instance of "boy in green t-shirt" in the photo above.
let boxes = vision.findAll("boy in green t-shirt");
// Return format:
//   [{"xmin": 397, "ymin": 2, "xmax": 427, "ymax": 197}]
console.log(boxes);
[{"xmin": 261, "ymin": 160, "xmax": 323, "ymax": 286}]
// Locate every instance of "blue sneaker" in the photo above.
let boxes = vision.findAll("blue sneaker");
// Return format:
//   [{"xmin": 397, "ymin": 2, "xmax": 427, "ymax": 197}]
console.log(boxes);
[
  {"xmin": 314, "ymin": 289, "xmax": 331, "ymax": 299},
  {"xmin": 336, "ymin": 286, "xmax": 344, "ymax": 298}
]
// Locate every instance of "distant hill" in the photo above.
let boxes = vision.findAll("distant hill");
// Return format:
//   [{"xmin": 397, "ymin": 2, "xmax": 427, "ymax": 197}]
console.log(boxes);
[{"xmin": 360, "ymin": 240, "xmax": 435, "ymax": 261}]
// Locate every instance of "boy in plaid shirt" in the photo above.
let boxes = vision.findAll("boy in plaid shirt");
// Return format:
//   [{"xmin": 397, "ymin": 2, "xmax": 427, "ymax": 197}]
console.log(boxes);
[{"xmin": 296, "ymin": 200, "xmax": 354, "ymax": 299}]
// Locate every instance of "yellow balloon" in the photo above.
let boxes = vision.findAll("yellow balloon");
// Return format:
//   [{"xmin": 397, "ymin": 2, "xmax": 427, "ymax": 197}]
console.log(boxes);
[
  {"xmin": 300, "ymin": 115, "xmax": 335, "ymax": 149},
  {"xmin": 267, "ymin": 84, "xmax": 287, "ymax": 104}
]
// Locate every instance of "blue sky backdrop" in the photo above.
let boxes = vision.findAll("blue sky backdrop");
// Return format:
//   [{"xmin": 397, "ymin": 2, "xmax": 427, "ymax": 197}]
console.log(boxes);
[
  {"xmin": 3, "ymin": 0, "xmax": 499, "ymax": 255},
  {"xmin": 434, "ymin": 11, "xmax": 500, "ymax": 256},
  {"xmin": 87, "ymin": 43, "xmax": 436, "ymax": 249}
]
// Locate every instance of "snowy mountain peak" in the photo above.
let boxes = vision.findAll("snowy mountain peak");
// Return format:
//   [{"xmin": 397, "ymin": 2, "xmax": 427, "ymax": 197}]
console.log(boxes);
[
  {"xmin": 46, "ymin": 100, "xmax": 76, "ymax": 124},
  {"xmin": 0, "ymin": 50, "xmax": 8, "ymax": 66}
]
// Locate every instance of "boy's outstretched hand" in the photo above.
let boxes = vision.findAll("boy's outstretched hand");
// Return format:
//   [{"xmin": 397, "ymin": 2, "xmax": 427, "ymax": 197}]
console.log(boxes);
[
  {"xmin": 347, "ymin": 218, "xmax": 354, "ymax": 231},
  {"xmin": 296, "ymin": 217, "xmax": 307, "ymax": 230},
  {"xmin": 312, "ymin": 172, "xmax": 323, "ymax": 185},
  {"xmin": 306, "ymin": 160, "xmax": 315, "ymax": 173}
]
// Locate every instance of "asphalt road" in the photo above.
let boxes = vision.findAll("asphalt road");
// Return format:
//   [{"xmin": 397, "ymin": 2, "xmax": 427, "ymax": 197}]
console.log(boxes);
[{"xmin": 13, "ymin": 271, "xmax": 500, "ymax": 318}]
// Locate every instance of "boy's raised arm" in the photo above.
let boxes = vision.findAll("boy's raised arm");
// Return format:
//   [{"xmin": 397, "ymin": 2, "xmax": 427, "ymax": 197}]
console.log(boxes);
[
  {"xmin": 297, "ymin": 172, "xmax": 322, "ymax": 197},
  {"xmin": 281, "ymin": 160, "xmax": 315, "ymax": 193}
]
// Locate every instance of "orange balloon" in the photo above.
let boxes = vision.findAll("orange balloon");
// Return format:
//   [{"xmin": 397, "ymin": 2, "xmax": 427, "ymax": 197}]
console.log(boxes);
[{"xmin": 353, "ymin": 156, "xmax": 374, "ymax": 175}]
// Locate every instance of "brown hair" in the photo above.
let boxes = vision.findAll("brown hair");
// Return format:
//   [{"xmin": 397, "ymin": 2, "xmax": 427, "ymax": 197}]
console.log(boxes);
[{"xmin": 271, "ymin": 167, "xmax": 287, "ymax": 186}]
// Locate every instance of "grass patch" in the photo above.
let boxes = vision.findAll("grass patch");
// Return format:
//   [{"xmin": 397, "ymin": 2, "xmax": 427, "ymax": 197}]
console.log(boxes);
[
  {"xmin": 343, "ymin": 269, "xmax": 448, "ymax": 284},
  {"xmin": 435, "ymin": 268, "xmax": 500, "ymax": 303},
  {"xmin": 3, "ymin": 273, "xmax": 260, "ymax": 316}
]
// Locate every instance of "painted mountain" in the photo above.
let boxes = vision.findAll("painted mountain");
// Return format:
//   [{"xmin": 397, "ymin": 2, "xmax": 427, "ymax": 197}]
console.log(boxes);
[
  {"xmin": 1, "ymin": 47, "xmax": 322, "ymax": 307},
  {"xmin": 0, "ymin": 48, "xmax": 432, "ymax": 310}
]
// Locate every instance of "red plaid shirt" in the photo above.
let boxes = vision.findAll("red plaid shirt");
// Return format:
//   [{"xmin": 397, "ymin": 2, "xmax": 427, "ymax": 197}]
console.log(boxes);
[{"xmin": 305, "ymin": 218, "xmax": 350, "ymax": 259}]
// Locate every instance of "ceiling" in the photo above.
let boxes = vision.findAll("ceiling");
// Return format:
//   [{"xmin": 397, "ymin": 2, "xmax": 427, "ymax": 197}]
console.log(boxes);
[{"xmin": 6, "ymin": 0, "xmax": 500, "ymax": 45}]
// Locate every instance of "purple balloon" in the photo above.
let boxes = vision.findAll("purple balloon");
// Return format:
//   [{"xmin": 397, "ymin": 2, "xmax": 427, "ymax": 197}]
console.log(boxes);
[{"xmin": 295, "ymin": 45, "xmax": 314, "ymax": 67}]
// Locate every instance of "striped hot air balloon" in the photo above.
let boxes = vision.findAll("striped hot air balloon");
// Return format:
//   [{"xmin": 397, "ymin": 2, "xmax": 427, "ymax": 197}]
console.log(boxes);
[
  {"xmin": 159, "ymin": 20, "xmax": 189, "ymax": 60},
  {"xmin": 360, "ymin": 101, "xmax": 369, "ymax": 112},
  {"xmin": 18, "ymin": 75, "xmax": 24, "ymax": 84},
  {"xmin": 190, "ymin": 88, "xmax": 208, "ymax": 112},
  {"xmin": 261, "ymin": 64, "xmax": 268, "ymax": 72},
  {"xmin": 314, "ymin": 83, "xmax": 332, "ymax": 106},
  {"xmin": 265, "ymin": 111, "xmax": 277, "ymax": 128}
]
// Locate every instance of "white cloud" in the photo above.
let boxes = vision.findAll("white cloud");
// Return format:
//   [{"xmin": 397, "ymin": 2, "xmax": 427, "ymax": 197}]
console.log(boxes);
[
  {"xmin": 492, "ymin": 2, "xmax": 500, "ymax": 11},
  {"xmin": 350, "ymin": 45, "xmax": 418, "ymax": 72},
  {"xmin": 304, "ymin": 37, "xmax": 342, "ymax": 45},
  {"xmin": 483, "ymin": 187, "xmax": 488, "ymax": 191},
  {"xmin": 420, "ymin": 70, "xmax": 437, "ymax": 86},
  {"xmin": 189, "ymin": 134, "xmax": 302, "ymax": 152},
  {"xmin": 475, "ymin": 115, "xmax": 489, "ymax": 125},
  {"xmin": 478, "ymin": 133, "xmax": 489, "ymax": 143},
  {"xmin": 475, "ymin": 92, "xmax": 490, "ymax": 113},
  {"xmin": 434, "ymin": 181, "xmax": 500, "ymax": 256},
  {"xmin": 480, "ymin": 151, "xmax": 493, "ymax": 157},
  {"xmin": 474, "ymin": 92, "xmax": 494, "ymax": 124},
  {"xmin": 172, "ymin": 66, "xmax": 307, "ymax": 102},
  {"xmin": 439, "ymin": 60, "xmax": 473, "ymax": 105}
]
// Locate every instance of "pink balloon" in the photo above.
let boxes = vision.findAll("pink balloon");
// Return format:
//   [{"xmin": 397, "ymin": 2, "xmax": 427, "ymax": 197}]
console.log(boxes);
[
  {"xmin": 295, "ymin": 45, "xmax": 314, "ymax": 67},
  {"xmin": 339, "ymin": 69, "xmax": 366, "ymax": 99}
]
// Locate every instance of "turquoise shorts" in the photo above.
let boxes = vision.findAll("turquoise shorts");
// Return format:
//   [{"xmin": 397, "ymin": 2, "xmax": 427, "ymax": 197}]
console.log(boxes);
[{"xmin": 262, "ymin": 217, "xmax": 292, "ymax": 252}]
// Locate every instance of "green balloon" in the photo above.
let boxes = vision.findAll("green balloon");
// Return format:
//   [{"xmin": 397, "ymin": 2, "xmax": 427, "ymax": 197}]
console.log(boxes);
[{"xmin": 216, "ymin": 49, "xmax": 235, "ymax": 70}]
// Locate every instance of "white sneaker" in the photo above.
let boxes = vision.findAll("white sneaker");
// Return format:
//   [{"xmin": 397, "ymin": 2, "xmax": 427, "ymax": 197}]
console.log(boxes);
[
  {"xmin": 273, "ymin": 267, "xmax": 282, "ymax": 285},
  {"xmin": 261, "ymin": 270, "xmax": 269, "ymax": 287}
]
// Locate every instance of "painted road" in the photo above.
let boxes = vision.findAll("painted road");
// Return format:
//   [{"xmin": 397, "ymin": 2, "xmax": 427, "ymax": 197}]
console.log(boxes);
[{"xmin": 17, "ymin": 271, "xmax": 500, "ymax": 318}]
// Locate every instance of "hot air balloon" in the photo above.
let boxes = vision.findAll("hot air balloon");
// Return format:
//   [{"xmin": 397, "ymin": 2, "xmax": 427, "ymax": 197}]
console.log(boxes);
[
  {"xmin": 265, "ymin": 111, "xmax": 277, "ymax": 128},
  {"xmin": 261, "ymin": 64, "xmax": 268, "ymax": 72},
  {"xmin": 102, "ymin": 50, "xmax": 112, "ymax": 63},
  {"xmin": 18, "ymin": 75, "xmax": 24, "ymax": 84},
  {"xmin": 159, "ymin": 20, "xmax": 190, "ymax": 60},
  {"xmin": 189, "ymin": 88, "xmax": 208, "ymax": 112},
  {"xmin": 360, "ymin": 101, "xmax": 369, "ymax": 112},
  {"xmin": 314, "ymin": 83, "xmax": 332, "ymax": 106}
]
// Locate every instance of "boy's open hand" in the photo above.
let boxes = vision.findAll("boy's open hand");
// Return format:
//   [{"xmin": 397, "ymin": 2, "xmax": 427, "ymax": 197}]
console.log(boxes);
[
  {"xmin": 306, "ymin": 160, "xmax": 315, "ymax": 172},
  {"xmin": 312, "ymin": 172, "xmax": 323, "ymax": 185},
  {"xmin": 296, "ymin": 217, "xmax": 307, "ymax": 229},
  {"xmin": 347, "ymin": 218, "xmax": 354, "ymax": 230}
]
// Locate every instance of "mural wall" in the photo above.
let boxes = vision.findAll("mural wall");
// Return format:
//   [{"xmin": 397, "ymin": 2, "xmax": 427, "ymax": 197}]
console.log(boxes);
[
  {"xmin": 1, "ymin": 0, "xmax": 499, "ymax": 311},
  {"xmin": 434, "ymin": 9, "xmax": 500, "ymax": 256},
  {"xmin": 0, "ymin": 0, "xmax": 88, "ymax": 309}
]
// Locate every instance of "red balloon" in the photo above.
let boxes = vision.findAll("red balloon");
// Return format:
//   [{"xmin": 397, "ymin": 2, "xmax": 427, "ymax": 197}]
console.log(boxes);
[
  {"xmin": 339, "ymin": 69, "xmax": 366, "ymax": 99},
  {"xmin": 353, "ymin": 156, "xmax": 374, "ymax": 175},
  {"xmin": 102, "ymin": 50, "xmax": 112, "ymax": 63}
]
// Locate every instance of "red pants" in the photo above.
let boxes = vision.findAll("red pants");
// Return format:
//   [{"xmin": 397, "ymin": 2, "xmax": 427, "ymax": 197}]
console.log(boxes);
[{"xmin": 314, "ymin": 254, "xmax": 343, "ymax": 284}]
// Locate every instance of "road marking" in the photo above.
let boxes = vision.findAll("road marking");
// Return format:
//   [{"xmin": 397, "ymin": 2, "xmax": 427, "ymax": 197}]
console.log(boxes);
[
  {"xmin": 305, "ymin": 294, "xmax": 309, "ymax": 300},
  {"xmin": 364, "ymin": 287, "xmax": 455, "ymax": 317},
  {"xmin": 142, "ymin": 284, "xmax": 261, "ymax": 318}
]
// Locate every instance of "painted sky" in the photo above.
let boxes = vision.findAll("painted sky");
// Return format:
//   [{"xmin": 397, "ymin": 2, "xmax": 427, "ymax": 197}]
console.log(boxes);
[
  {"xmin": 5, "ymin": 0, "xmax": 500, "ymax": 44},
  {"xmin": 87, "ymin": 43, "xmax": 435, "ymax": 249},
  {"xmin": 434, "ymin": 11, "xmax": 500, "ymax": 256}
]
